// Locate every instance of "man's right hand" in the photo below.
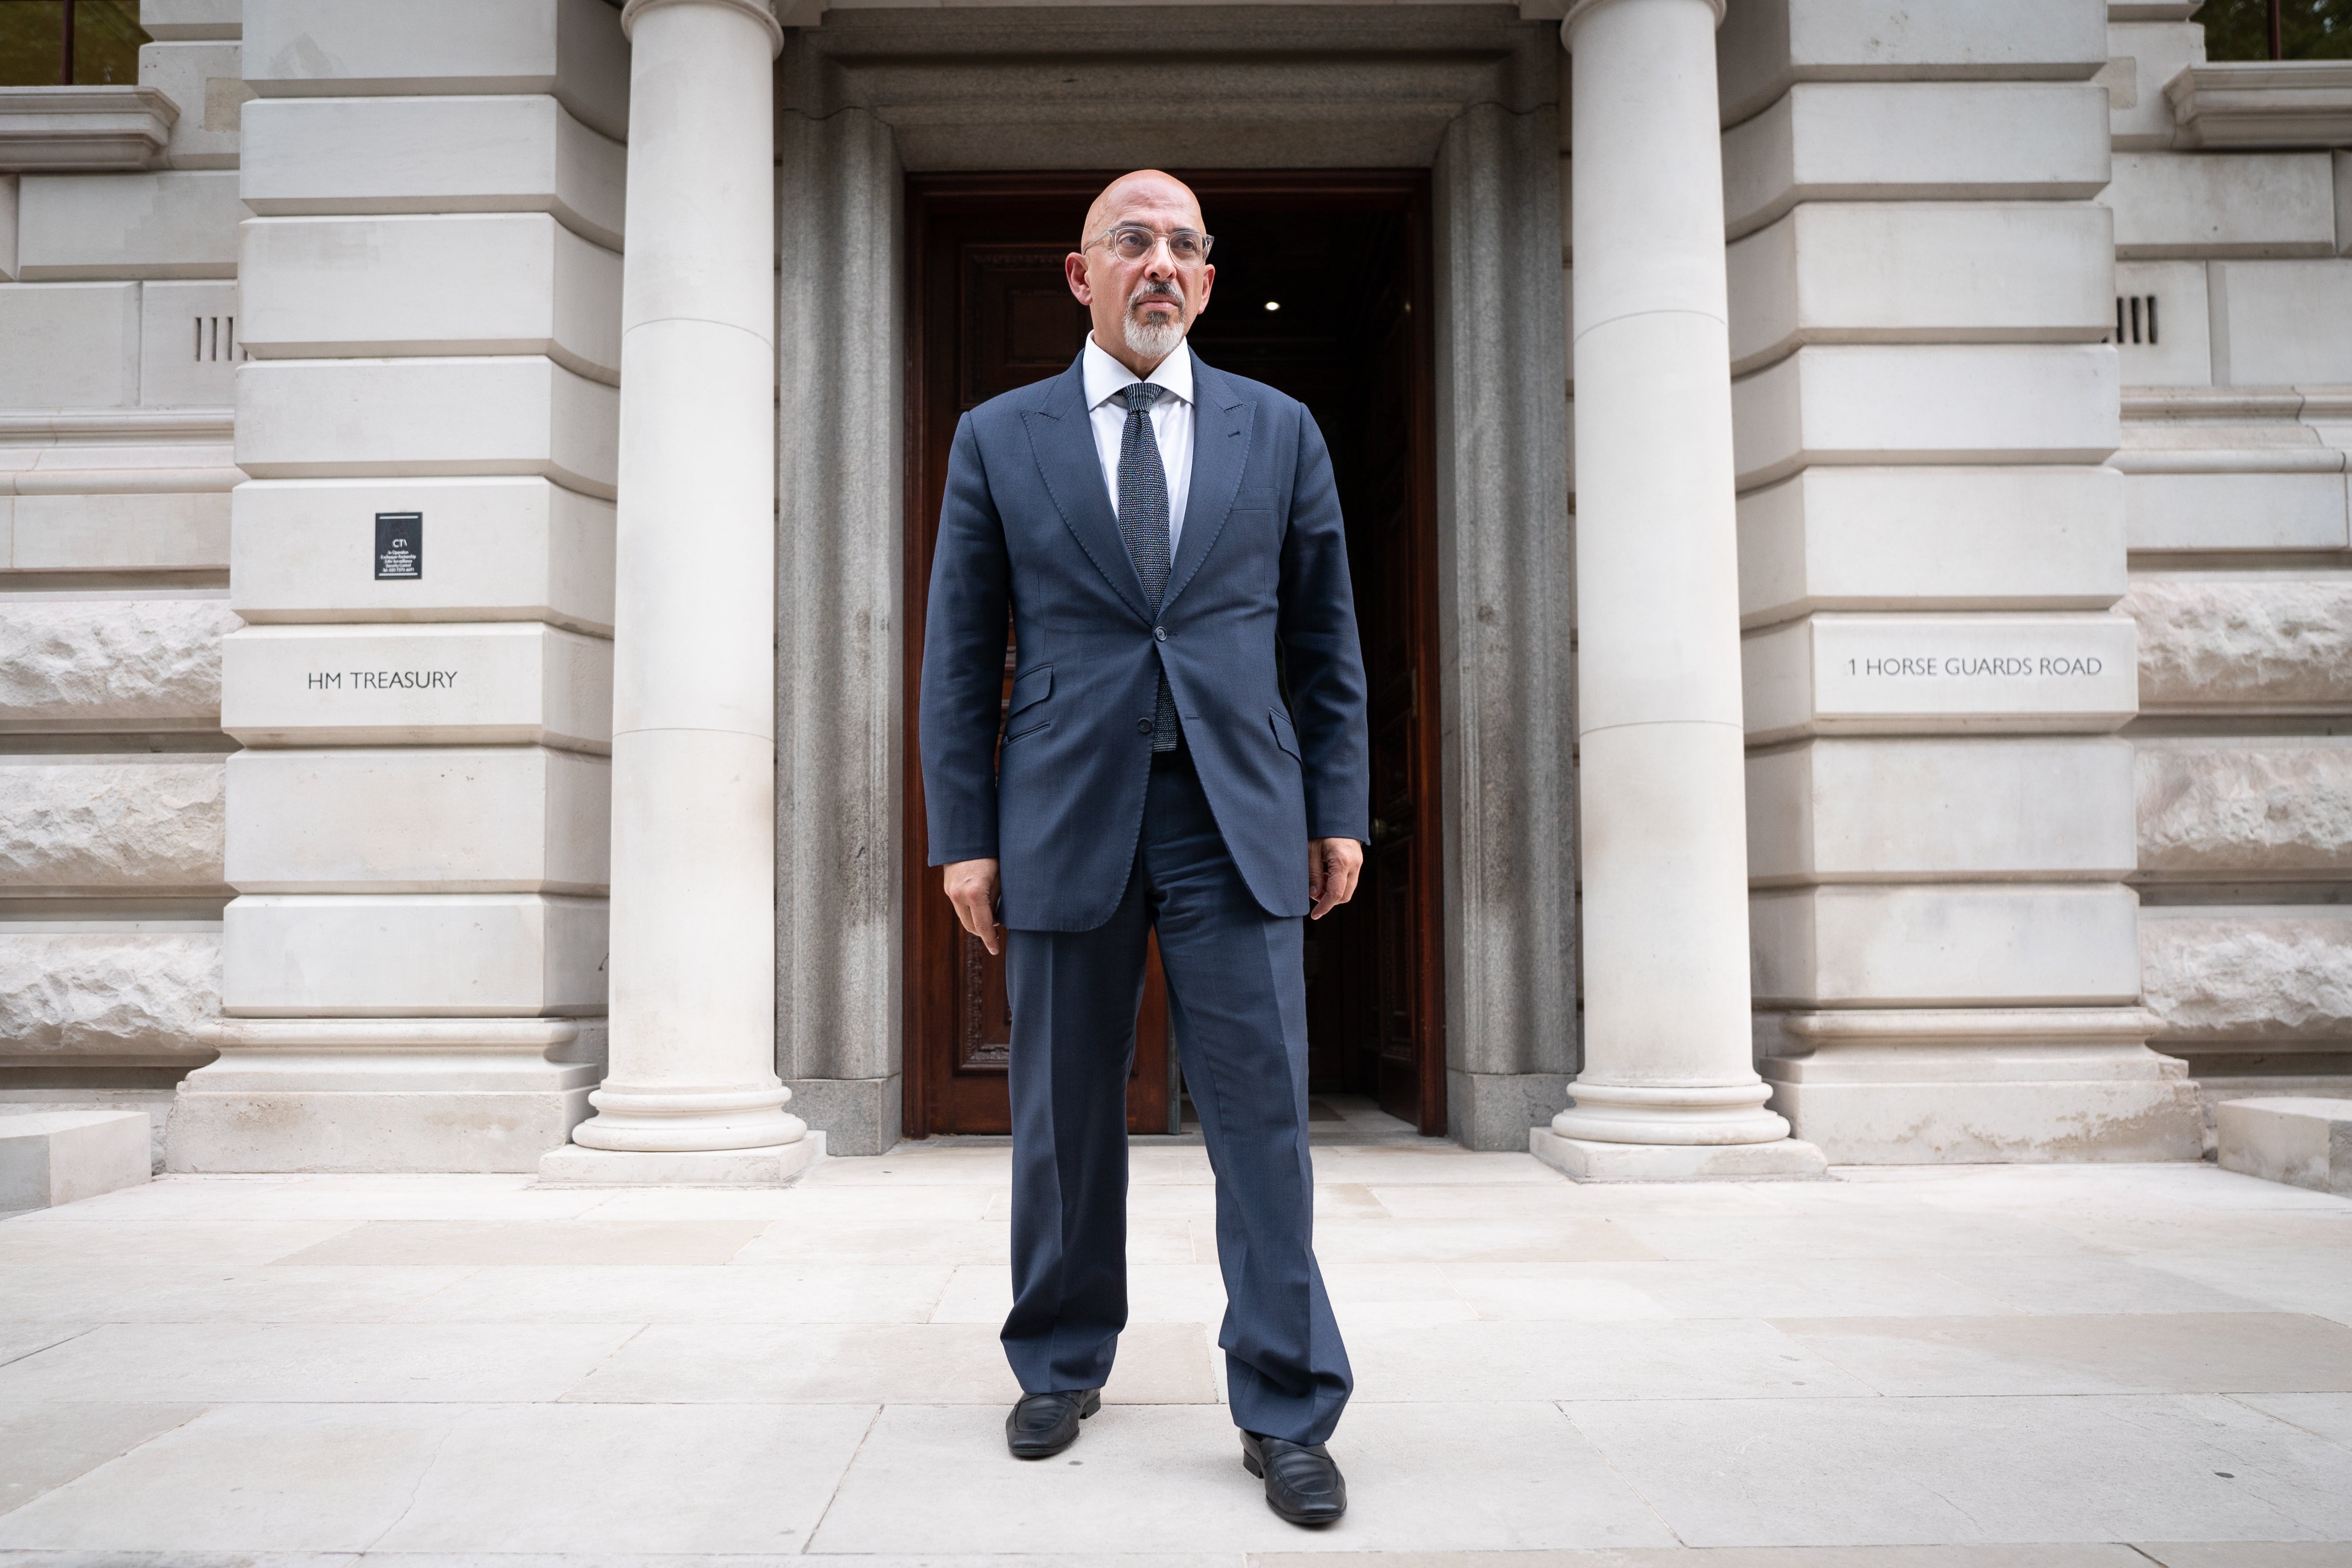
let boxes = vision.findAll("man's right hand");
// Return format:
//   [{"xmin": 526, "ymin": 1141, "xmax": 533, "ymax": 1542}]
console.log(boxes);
[{"xmin": 943, "ymin": 858, "xmax": 1005, "ymax": 956}]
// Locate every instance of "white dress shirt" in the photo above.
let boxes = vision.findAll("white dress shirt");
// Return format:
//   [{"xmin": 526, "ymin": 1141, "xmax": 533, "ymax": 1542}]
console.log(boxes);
[{"xmin": 1082, "ymin": 333, "xmax": 1195, "ymax": 560}]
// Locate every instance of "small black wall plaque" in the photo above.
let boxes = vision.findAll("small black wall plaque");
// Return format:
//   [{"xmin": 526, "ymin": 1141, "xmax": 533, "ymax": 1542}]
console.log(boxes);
[{"xmin": 375, "ymin": 512, "xmax": 422, "ymax": 580}]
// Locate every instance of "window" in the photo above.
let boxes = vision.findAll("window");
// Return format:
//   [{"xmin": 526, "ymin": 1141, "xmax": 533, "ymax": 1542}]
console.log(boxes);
[
  {"xmin": 2201, "ymin": 0, "xmax": 2352, "ymax": 60},
  {"xmin": 0, "ymin": 1, "xmax": 148, "ymax": 88}
]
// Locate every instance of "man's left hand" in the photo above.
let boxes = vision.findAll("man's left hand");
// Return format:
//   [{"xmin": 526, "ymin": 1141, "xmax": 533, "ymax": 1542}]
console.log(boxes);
[{"xmin": 1308, "ymin": 837, "xmax": 1363, "ymax": 921}]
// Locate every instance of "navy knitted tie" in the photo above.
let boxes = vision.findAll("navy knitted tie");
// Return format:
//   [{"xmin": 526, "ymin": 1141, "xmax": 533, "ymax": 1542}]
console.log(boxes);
[{"xmin": 1117, "ymin": 383, "xmax": 1180, "ymax": 752}]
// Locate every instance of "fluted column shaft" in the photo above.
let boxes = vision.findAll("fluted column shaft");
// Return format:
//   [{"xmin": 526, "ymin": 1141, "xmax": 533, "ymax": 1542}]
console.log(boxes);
[
  {"xmin": 569, "ymin": 0, "xmax": 802, "ymax": 1154},
  {"xmin": 1554, "ymin": 0, "xmax": 1790, "ymax": 1149}
]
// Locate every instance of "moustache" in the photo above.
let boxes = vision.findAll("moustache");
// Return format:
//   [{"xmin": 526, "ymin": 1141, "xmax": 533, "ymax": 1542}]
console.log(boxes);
[{"xmin": 1129, "ymin": 283, "xmax": 1184, "ymax": 309}]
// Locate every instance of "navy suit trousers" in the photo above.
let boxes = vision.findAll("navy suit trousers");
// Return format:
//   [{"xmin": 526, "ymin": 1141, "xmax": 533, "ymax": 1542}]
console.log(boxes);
[{"xmin": 1001, "ymin": 743, "xmax": 1353, "ymax": 1446}]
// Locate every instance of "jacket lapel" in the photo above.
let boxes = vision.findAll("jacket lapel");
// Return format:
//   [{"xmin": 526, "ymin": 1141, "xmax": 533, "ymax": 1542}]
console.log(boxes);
[
  {"xmin": 1161, "ymin": 354, "xmax": 1253, "ymax": 614},
  {"xmin": 1020, "ymin": 356, "xmax": 1152, "ymax": 626}
]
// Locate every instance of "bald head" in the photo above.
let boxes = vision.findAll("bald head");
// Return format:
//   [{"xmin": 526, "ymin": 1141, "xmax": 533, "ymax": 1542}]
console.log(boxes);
[
  {"xmin": 1065, "ymin": 168, "xmax": 1216, "ymax": 377},
  {"xmin": 1081, "ymin": 169, "xmax": 1203, "ymax": 248}
]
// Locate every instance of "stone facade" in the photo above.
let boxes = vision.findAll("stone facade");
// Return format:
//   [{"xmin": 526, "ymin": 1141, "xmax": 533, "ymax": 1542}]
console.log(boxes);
[
  {"xmin": 2103, "ymin": 7, "xmax": 2352, "ymax": 1128},
  {"xmin": 0, "ymin": 0, "xmax": 2345, "ymax": 1173}
]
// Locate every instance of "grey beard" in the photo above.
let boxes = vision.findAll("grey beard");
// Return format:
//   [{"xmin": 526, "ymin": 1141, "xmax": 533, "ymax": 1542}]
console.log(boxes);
[{"xmin": 1124, "ymin": 297, "xmax": 1185, "ymax": 360}]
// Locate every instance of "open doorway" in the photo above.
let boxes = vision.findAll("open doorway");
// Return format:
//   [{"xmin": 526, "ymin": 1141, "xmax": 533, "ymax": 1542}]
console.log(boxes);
[{"xmin": 901, "ymin": 172, "xmax": 1446, "ymax": 1137}]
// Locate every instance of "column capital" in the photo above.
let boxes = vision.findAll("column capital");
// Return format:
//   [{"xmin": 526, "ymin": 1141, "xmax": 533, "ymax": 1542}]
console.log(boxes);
[
  {"xmin": 622, "ymin": 0, "xmax": 783, "ymax": 55},
  {"xmin": 1560, "ymin": 0, "xmax": 1725, "ymax": 48}
]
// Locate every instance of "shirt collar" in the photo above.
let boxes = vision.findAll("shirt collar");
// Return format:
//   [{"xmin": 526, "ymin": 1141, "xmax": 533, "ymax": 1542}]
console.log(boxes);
[{"xmin": 1083, "ymin": 333, "xmax": 1193, "ymax": 412}]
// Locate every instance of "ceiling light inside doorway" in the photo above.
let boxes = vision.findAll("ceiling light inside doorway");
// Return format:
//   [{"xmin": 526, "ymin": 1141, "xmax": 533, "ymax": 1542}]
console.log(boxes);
[{"xmin": 1263, "ymin": 301, "xmax": 1281, "ymax": 312}]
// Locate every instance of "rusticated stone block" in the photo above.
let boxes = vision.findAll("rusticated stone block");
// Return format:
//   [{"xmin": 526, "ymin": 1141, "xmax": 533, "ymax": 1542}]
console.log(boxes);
[
  {"xmin": 2125, "ymin": 578, "xmax": 2352, "ymax": 709},
  {"xmin": 2141, "ymin": 911, "xmax": 2352, "ymax": 1041},
  {"xmin": 0, "ymin": 600, "xmax": 243, "ymax": 728},
  {"xmin": 0, "ymin": 761, "xmax": 226, "ymax": 891},
  {"xmin": 0, "ymin": 932, "xmax": 220, "ymax": 1060},
  {"xmin": 2137, "ymin": 744, "xmax": 2352, "ymax": 877}
]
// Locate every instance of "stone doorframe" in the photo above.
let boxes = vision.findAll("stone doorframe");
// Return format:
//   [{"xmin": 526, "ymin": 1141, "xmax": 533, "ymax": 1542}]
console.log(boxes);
[{"xmin": 766, "ymin": 6, "xmax": 1576, "ymax": 1154}]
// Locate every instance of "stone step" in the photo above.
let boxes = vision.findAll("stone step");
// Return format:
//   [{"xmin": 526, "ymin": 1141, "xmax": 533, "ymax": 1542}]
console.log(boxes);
[
  {"xmin": 2215, "ymin": 1095, "xmax": 2352, "ymax": 1197},
  {"xmin": 0, "ymin": 1110, "xmax": 153, "ymax": 1212}
]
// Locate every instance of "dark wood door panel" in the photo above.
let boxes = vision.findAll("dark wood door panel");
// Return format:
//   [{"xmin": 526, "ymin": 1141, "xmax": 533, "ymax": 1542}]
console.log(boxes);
[{"xmin": 906, "ymin": 181, "xmax": 1172, "ymax": 1137}]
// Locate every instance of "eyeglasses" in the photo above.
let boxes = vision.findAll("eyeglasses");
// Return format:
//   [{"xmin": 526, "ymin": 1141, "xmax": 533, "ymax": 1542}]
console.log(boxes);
[{"xmin": 1086, "ymin": 224, "xmax": 1215, "ymax": 265}]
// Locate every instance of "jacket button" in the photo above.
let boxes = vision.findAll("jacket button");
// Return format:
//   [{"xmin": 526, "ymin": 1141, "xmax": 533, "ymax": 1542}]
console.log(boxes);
[
  {"xmin": 1136, "ymin": 717, "xmax": 1154, "ymax": 734},
  {"xmin": 1154, "ymin": 626, "xmax": 1168, "ymax": 642}
]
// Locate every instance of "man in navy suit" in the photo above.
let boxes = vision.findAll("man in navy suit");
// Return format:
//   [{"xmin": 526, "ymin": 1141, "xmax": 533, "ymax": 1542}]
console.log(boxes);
[{"xmin": 920, "ymin": 170, "xmax": 1368, "ymax": 1525}]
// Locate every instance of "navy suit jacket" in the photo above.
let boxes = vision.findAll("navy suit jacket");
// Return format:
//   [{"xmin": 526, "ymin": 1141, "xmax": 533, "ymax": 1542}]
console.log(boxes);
[{"xmin": 920, "ymin": 349, "xmax": 1370, "ymax": 932}]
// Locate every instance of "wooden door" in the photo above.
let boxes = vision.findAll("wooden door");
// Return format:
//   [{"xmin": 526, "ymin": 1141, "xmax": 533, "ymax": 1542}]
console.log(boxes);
[
  {"xmin": 904, "ymin": 180, "xmax": 1172, "ymax": 1137},
  {"xmin": 1171, "ymin": 178, "xmax": 1444, "ymax": 1133},
  {"xmin": 902, "ymin": 173, "xmax": 1443, "ymax": 1139}
]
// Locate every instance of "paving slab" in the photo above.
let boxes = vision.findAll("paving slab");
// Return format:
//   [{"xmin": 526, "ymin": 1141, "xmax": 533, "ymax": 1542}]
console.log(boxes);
[
  {"xmin": 1249, "ymin": 1551, "xmax": 2153, "ymax": 1567},
  {"xmin": 368, "ymin": 1402, "xmax": 876, "ymax": 1554},
  {"xmin": 2228, "ymin": 1392, "xmax": 2352, "ymax": 1449},
  {"xmin": 0, "ymin": 1321, "xmax": 641, "ymax": 1403},
  {"xmin": 563, "ymin": 1319, "xmax": 1216, "ymax": 1405},
  {"xmin": 0, "ymin": 1403, "xmax": 460, "ymax": 1552},
  {"xmin": 0, "ymin": 1220, "xmax": 360, "ymax": 1266},
  {"xmin": 0, "ymin": 1265, "xmax": 476, "ymax": 1325},
  {"xmin": 808, "ymin": 1401, "xmax": 1677, "ymax": 1555},
  {"xmin": 0, "ymin": 1325, "xmax": 89, "ymax": 1368},
  {"xmin": 1563, "ymin": 1394, "xmax": 2352, "ymax": 1546},
  {"xmin": 270, "ymin": 1219, "xmax": 771, "ymax": 1266},
  {"xmin": 1346, "ymin": 1316, "xmax": 1873, "ymax": 1401},
  {"xmin": 1308, "ymin": 1217, "xmax": 1661, "ymax": 1265},
  {"xmin": 0, "ymin": 1139, "xmax": 2347, "ymax": 1560},
  {"xmin": 385, "ymin": 1262, "xmax": 953, "ymax": 1323},
  {"xmin": 1602, "ymin": 1211, "xmax": 2098, "ymax": 1262},
  {"xmin": 2133, "ymin": 1544, "xmax": 2352, "ymax": 1565},
  {"xmin": 2134, "ymin": 1247, "xmax": 2352, "ymax": 1327},
  {"xmin": 1774, "ymin": 1312, "xmax": 2352, "ymax": 1396},
  {"xmin": 0, "ymin": 1403, "xmax": 206, "ymax": 1520}
]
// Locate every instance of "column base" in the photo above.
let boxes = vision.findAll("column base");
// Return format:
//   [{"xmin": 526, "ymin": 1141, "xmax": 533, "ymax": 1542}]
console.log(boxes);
[
  {"xmin": 781, "ymin": 1076, "xmax": 901, "ymax": 1156},
  {"xmin": 1550, "ymin": 1077, "xmax": 1794, "ymax": 1146},
  {"xmin": 168, "ymin": 1018, "xmax": 605, "ymax": 1173},
  {"xmin": 1531, "ymin": 1126, "xmax": 1827, "ymax": 1181},
  {"xmin": 538, "ymin": 1133, "xmax": 825, "ymax": 1187},
  {"xmin": 1446, "ymin": 1070, "xmax": 1574, "ymax": 1151},
  {"xmin": 1757, "ymin": 1007, "xmax": 2204, "ymax": 1164}
]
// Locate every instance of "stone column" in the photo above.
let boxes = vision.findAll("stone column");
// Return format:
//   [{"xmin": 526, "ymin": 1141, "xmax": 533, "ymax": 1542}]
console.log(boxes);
[
  {"xmin": 1536, "ymin": 0, "xmax": 1822, "ymax": 1179},
  {"xmin": 543, "ymin": 0, "xmax": 820, "ymax": 1182}
]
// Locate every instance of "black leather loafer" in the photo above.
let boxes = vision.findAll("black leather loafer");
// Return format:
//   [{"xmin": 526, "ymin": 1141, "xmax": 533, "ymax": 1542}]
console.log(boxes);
[
  {"xmin": 1240, "ymin": 1430, "xmax": 1347, "ymax": 1525},
  {"xmin": 1005, "ymin": 1388, "xmax": 1101, "ymax": 1458}
]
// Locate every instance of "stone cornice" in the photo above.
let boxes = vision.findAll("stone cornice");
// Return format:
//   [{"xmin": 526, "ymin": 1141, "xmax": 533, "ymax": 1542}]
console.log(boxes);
[
  {"xmin": 1561, "ymin": 0, "xmax": 1725, "ymax": 46},
  {"xmin": 2167, "ymin": 59, "xmax": 2352, "ymax": 149},
  {"xmin": 0, "ymin": 85, "xmax": 179, "ymax": 174},
  {"xmin": 620, "ymin": 0, "xmax": 783, "ymax": 55},
  {"xmin": 0, "ymin": 409, "xmax": 234, "ymax": 444}
]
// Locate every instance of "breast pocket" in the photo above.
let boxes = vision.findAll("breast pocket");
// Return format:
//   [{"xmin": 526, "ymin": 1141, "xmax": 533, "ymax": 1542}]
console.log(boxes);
[
  {"xmin": 1269, "ymin": 706, "xmax": 1301, "ymax": 763},
  {"xmin": 1004, "ymin": 665, "xmax": 1053, "ymax": 744}
]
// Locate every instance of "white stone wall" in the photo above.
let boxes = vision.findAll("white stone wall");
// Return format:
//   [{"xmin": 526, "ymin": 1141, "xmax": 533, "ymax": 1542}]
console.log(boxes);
[
  {"xmin": 0, "ymin": 3, "xmax": 254, "ymax": 1162},
  {"xmin": 2103, "ymin": 5, "xmax": 2352, "ymax": 1112},
  {"xmin": 1717, "ymin": 0, "xmax": 2201, "ymax": 1162},
  {"xmin": 167, "ymin": 0, "xmax": 625, "ymax": 1171},
  {"xmin": 2107, "ymin": 9, "xmax": 2352, "ymax": 1114}
]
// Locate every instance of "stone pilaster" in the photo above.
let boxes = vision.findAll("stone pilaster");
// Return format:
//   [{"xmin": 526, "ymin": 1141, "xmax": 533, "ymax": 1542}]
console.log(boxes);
[
  {"xmin": 1722, "ymin": 0, "xmax": 2200, "ymax": 1162},
  {"xmin": 173, "ymin": 0, "xmax": 626, "ymax": 1171}
]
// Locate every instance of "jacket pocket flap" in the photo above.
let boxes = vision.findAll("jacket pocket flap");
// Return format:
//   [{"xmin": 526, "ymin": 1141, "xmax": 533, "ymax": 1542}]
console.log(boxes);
[
  {"xmin": 1008, "ymin": 665, "xmax": 1052, "ymax": 717},
  {"xmin": 1269, "ymin": 707, "xmax": 1301, "ymax": 760}
]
